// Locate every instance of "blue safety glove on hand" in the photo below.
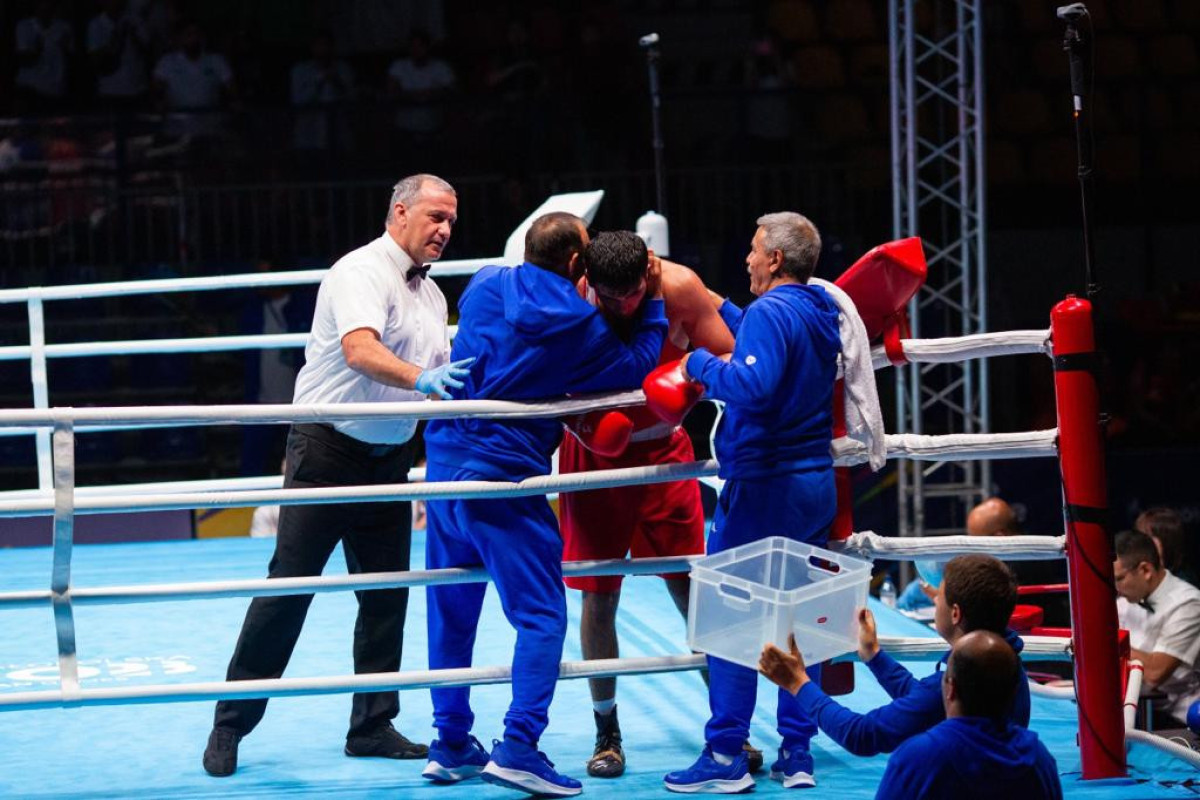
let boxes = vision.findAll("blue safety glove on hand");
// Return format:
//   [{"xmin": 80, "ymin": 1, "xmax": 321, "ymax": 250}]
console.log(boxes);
[{"xmin": 415, "ymin": 357, "xmax": 475, "ymax": 400}]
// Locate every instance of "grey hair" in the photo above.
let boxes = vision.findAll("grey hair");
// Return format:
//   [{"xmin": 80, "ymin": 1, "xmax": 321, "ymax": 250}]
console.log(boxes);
[
  {"xmin": 756, "ymin": 211, "xmax": 821, "ymax": 282},
  {"xmin": 386, "ymin": 173, "xmax": 456, "ymax": 225}
]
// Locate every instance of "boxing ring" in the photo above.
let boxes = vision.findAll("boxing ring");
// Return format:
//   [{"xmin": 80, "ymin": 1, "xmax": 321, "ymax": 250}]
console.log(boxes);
[{"xmin": 1, "ymin": 206, "xmax": 1197, "ymax": 796}]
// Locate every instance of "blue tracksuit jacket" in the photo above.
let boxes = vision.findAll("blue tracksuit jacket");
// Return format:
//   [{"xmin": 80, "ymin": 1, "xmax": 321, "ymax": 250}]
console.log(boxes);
[
  {"xmin": 795, "ymin": 629, "xmax": 1033, "ymax": 756},
  {"xmin": 686, "ymin": 283, "xmax": 841, "ymax": 756},
  {"xmin": 424, "ymin": 262, "xmax": 666, "ymax": 747},
  {"xmin": 876, "ymin": 716, "xmax": 1062, "ymax": 800}
]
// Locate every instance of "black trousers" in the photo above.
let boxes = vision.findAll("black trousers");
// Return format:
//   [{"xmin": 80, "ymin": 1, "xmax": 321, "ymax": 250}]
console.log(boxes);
[{"xmin": 214, "ymin": 423, "xmax": 416, "ymax": 738}]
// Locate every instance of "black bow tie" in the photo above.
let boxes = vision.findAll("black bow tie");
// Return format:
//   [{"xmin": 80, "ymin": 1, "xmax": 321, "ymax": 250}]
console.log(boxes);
[
  {"xmin": 405, "ymin": 263, "xmax": 431, "ymax": 282},
  {"xmin": 1138, "ymin": 598, "xmax": 1155, "ymax": 614}
]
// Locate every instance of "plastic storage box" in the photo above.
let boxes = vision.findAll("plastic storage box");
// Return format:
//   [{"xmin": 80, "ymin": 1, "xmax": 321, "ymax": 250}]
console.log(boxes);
[{"xmin": 688, "ymin": 537, "xmax": 872, "ymax": 670}]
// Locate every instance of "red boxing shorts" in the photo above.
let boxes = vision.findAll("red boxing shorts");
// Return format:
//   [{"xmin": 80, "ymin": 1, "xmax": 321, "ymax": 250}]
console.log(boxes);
[{"xmin": 560, "ymin": 426, "xmax": 705, "ymax": 593}]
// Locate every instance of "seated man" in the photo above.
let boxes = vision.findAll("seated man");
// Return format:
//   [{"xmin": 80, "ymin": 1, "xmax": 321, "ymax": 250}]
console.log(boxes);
[
  {"xmin": 1114, "ymin": 529, "xmax": 1200, "ymax": 727},
  {"xmin": 898, "ymin": 498, "xmax": 1068, "ymax": 629},
  {"xmin": 760, "ymin": 555, "xmax": 1030, "ymax": 756},
  {"xmin": 880, "ymin": 631, "xmax": 1061, "ymax": 799},
  {"xmin": 896, "ymin": 498, "xmax": 1018, "ymax": 614},
  {"xmin": 1135, "ymin": 507, "xmax": 1197, "ymax": 587},
  {"xmin": 762, "ymin": 630, "xmax": 1061, "ymax": 799}
]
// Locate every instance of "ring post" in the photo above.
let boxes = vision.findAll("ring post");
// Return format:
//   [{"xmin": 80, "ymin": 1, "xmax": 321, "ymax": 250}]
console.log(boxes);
[{"xmin": 1050, "ymin": 294, "xmax": 1125, "ymax": 779}]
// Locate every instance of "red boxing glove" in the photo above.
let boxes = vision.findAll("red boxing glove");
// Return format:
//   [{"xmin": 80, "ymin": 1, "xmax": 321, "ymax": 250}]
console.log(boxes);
[
  {"xmin": 563, "ymin": 409, "xmax": 634, "ymax": 458},
  {"xmin": 642, "ymin": 360, "xmax": 704, "ymax": 426}
]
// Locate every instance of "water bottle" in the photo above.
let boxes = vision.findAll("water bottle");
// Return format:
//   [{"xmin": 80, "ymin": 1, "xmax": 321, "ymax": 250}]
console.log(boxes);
[
  {"xmin": 880, "ymin": 575, "xmax": 897, "ymax": 608},
  {"xmin": 635, "ymin": 210, "xmax": 670, "ymax": 257}
]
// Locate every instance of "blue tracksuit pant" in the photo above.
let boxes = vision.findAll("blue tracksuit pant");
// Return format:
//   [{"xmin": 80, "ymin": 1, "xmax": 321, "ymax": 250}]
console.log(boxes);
[
  {"xmin": 703, "ymin": 469, "xmax": 836, "ymax": 756},
  {"xmin": 425, "ymin": 459, "xmax": 567, "ymax": 747}
]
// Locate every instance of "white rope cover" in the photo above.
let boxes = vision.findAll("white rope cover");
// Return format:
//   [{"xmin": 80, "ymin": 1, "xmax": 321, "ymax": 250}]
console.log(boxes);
[
  {"xmin": 833, "ymin": 429, "xmax": 1057, "ymax": 465},
  {"xmin": 0, "ymin": 429, "xmax": 1058, "ymax": 518},
  {"xmin": 837, "ymin": 532, "xmax": 1066, "ymax": 561},
  {"xmin": 0, "ymin": 634, "xmax": 1073, "ymax": 712},
  {"xmin": 0, "ymin": 531, "xmax": 1064, "ymax": 609},
  {"xmin": 870, "ymin": 329, "xmax": 1050, "ymax": 369},
  {"xmin": 0, "ymin": 390, "xmax": 648, "ymax": 431}
]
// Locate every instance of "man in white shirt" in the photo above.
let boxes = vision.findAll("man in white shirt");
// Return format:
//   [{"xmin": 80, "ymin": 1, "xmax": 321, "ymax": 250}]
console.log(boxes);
[
  {"xmin": 386, "ymin": 30, "xmax": 455, "ymax": 137},
  {"xmin": 152, "ymin": 21, "xmax": 233, "ymax": 138},
  {"xmin": 87, "ymin": 0, "xmax": 150, "ymax": 105},
  {"xmin": 290, "ymin": 33, "xmax": 354, "ymax": 151},
  {"xmin": 14, "ymin": 0, "xmax": 74, "ymax": 111},
  {"xmin": 1114, "ymin": 529, "xmax": 1200, "ymax": 727},
  {"xmin": 203, "ymin": 173, "xmax": 472, "ymax": 778}
]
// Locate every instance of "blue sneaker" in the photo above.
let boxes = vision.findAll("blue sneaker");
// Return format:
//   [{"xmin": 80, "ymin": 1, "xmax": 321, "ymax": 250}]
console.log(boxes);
[
  {"xmin": 664, "ymin": 746, "xmax": 755, "ymax": 794},
  {"xmin": 481, "ymin": 738, "xmax": 582, "ymax": 797},
  {"xmin": 769, "ymin": 747, "xmax": 815, "ymax": 789},
  {"xmin": 423, "ymin": 735, "xmax": 490, "ymax": 783}
]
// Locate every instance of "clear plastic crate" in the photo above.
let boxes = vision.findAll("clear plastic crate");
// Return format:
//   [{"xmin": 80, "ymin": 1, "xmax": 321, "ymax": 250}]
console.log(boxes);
[{"xmin": 687, "ymin": 537, "xmax": 872, "ymax": 670}]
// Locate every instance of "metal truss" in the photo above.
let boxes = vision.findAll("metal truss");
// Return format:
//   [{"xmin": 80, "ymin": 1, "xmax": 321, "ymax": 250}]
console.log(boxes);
[{"xmin": 890, "ymin": 0, "xmax": 990, "ymax": 540}]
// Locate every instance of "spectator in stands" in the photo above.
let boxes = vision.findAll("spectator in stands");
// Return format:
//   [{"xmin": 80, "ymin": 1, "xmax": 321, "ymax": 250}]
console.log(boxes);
[
  {"xmin": 1136, "ymin": 507, "xmax": 1196, "ymax": 586},
  {"xmin": 14, "ymin": 0, "xmax": 75, "ymax": 113},
  {"xmin": 1114, "ymin": 529, "xmax": 1200, "ymax": 728},
  {"xmin": 743, "ymin": 33, "xmax": 795, "ymax": 161},
  {"xmin": 152, "ymin": 20, "xmax": 235, "ymax": 140},
  {"xmin": 87, "ymin": 0, "xmax": 151, "ymax": 109},
  {"xmin": 290, "ymin": 33, "xmax": 354, "ymax": 153},
  {"xmin": 386, "ymin": 30, "xmax": 455, "ymax": 145},
  {"xmin": 239, "ymin": 257, "xmax": 314, "ymax": 477}
]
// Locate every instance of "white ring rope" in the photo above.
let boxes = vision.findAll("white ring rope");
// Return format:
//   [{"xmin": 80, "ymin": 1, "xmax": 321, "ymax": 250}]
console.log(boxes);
[
  {"xmin": 0, "ymin": 527, "xmax": 1065, "ymax": 610},
  {"xmin": 0, "ymin": 556, "xmax": 702, "ymax": 608},
  {"xmin": 0, "ymin": 635, "xmax": 1074, "ymax": 713},
  {"xmin": 837, "ymin": 532, "xmax": 1065, "ymax": 561},
  {"xmin": 0, "ymin": 261, "xmax": 491, "ymax": 305},
  {"xmin": 0, "ymin": 430, "xmax": 1059, "ymax": 518},
  {"xmin": 1121, "ymin": 660, "xmax": 1200, "ymax": 769},
  {"xmin": 0, "ymin": 327, "xmax": 1048, "ymax": 366},
  {"xmin": 1029, "ymin": 683, "xmax": 1077, "ymax": 700},
  {"xmin": 870, "ymin": 329, "xmax": 1050, "ymax": 369},
  {"xmin": 1125, "ymin": 660, "xmax": 1144, "ymax": 731},
  {"xmin": 1126, "ymin": 729, "xmax": 1200, "ymax": 770}
]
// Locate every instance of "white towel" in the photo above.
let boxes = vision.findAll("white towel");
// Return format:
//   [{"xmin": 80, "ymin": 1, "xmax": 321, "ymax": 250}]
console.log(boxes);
[{"xmin": 811, "ymin": 278, "xmax": 887, "ymax": 471}]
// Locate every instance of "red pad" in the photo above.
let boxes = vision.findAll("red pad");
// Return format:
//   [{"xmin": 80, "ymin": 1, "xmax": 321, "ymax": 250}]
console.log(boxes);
[
  {"xmin": 1008, "ymin": 604, "xmax": 1045, "ymax": 633},
  {"xmin": 833, "ymin": 237, "xmax": 928, "ymax": 341}
]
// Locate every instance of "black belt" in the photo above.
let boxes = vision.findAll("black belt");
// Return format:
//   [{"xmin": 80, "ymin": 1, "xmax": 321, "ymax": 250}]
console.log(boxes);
[{"xmin": 297, "ymin": 422, "xmax": 408, "ymax": 458}]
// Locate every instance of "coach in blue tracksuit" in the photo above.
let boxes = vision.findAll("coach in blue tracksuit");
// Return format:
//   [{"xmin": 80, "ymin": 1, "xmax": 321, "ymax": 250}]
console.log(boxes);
[
  {"xmin": 421, "ymin": 219, "xmax": 667, "ymax": 798},
  {"xmin": 760, "ymin": 554, "xmax": 1032, "ymax": 759},
  {"xmin": 661, "ymin": 212, "xmax": 841, "ymax": 794},
  {"xmin": 875, "ymin": 630, "xmax": 1061, "ymax": 800}
]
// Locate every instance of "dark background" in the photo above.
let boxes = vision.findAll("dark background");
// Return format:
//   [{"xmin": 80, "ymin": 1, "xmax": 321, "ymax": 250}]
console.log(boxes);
[{"xmin": 0, "ymin": 0, "xmax": 1196, "ymax": 545}]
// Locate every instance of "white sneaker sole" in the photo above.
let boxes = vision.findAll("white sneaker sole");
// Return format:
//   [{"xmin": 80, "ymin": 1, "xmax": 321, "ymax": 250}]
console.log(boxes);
[
  {"xmin": 770, "ymin": 768, "xmax": 816, "ymax": 789},
  {"xmin": 422, "ymin": 759, "xmax": 485, "ymax": 783},
  {"xmin": 663, "ymin": 775, "xmax": 756, "ymax": 794},
  {"xmin": 481, "ymin": 762, "xmax": 582, "ymax": 797}
]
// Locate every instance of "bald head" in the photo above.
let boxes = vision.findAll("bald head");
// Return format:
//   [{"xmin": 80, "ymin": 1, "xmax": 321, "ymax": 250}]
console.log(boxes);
[
  {"xmin": 967, "ymin": 497, "xmax": 1017, "ymax": 537},
  {"xmin": 945, "ymin": 630, "xmax": 1020, "ymax": 721},
  {"xmin": 524, "ymin": 212, "xmax": 587, "ymax": 278}
]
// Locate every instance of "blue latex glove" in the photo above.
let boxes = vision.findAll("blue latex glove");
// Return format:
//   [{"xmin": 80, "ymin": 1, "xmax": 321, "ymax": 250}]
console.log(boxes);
[
  {"xmin": 414, "ymin": 357, "xmax": 475, "ymax": 400},
  {"xmin": 914, "ymin": 559, "xmax": 945, "ymax": 591}
]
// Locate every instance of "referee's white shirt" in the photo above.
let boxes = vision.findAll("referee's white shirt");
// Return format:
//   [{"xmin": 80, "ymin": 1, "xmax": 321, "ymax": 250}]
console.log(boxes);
[
  {"xmin": 1118, "ymin": 570, "xmax": 1200, "ymax": 722},
  {"xmin": 293, "ymin": 231, "xmax": 450, "ymax": 445}
]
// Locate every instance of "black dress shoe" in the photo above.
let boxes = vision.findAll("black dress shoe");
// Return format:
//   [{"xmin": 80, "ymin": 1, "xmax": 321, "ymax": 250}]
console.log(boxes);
[
  {"xmin": 203, "ymin": 727, "xmax": 242, "ymax": 777},
  {"xmin": 345, "ymin": 722, "xmax": 429, "ymax": 759}
]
